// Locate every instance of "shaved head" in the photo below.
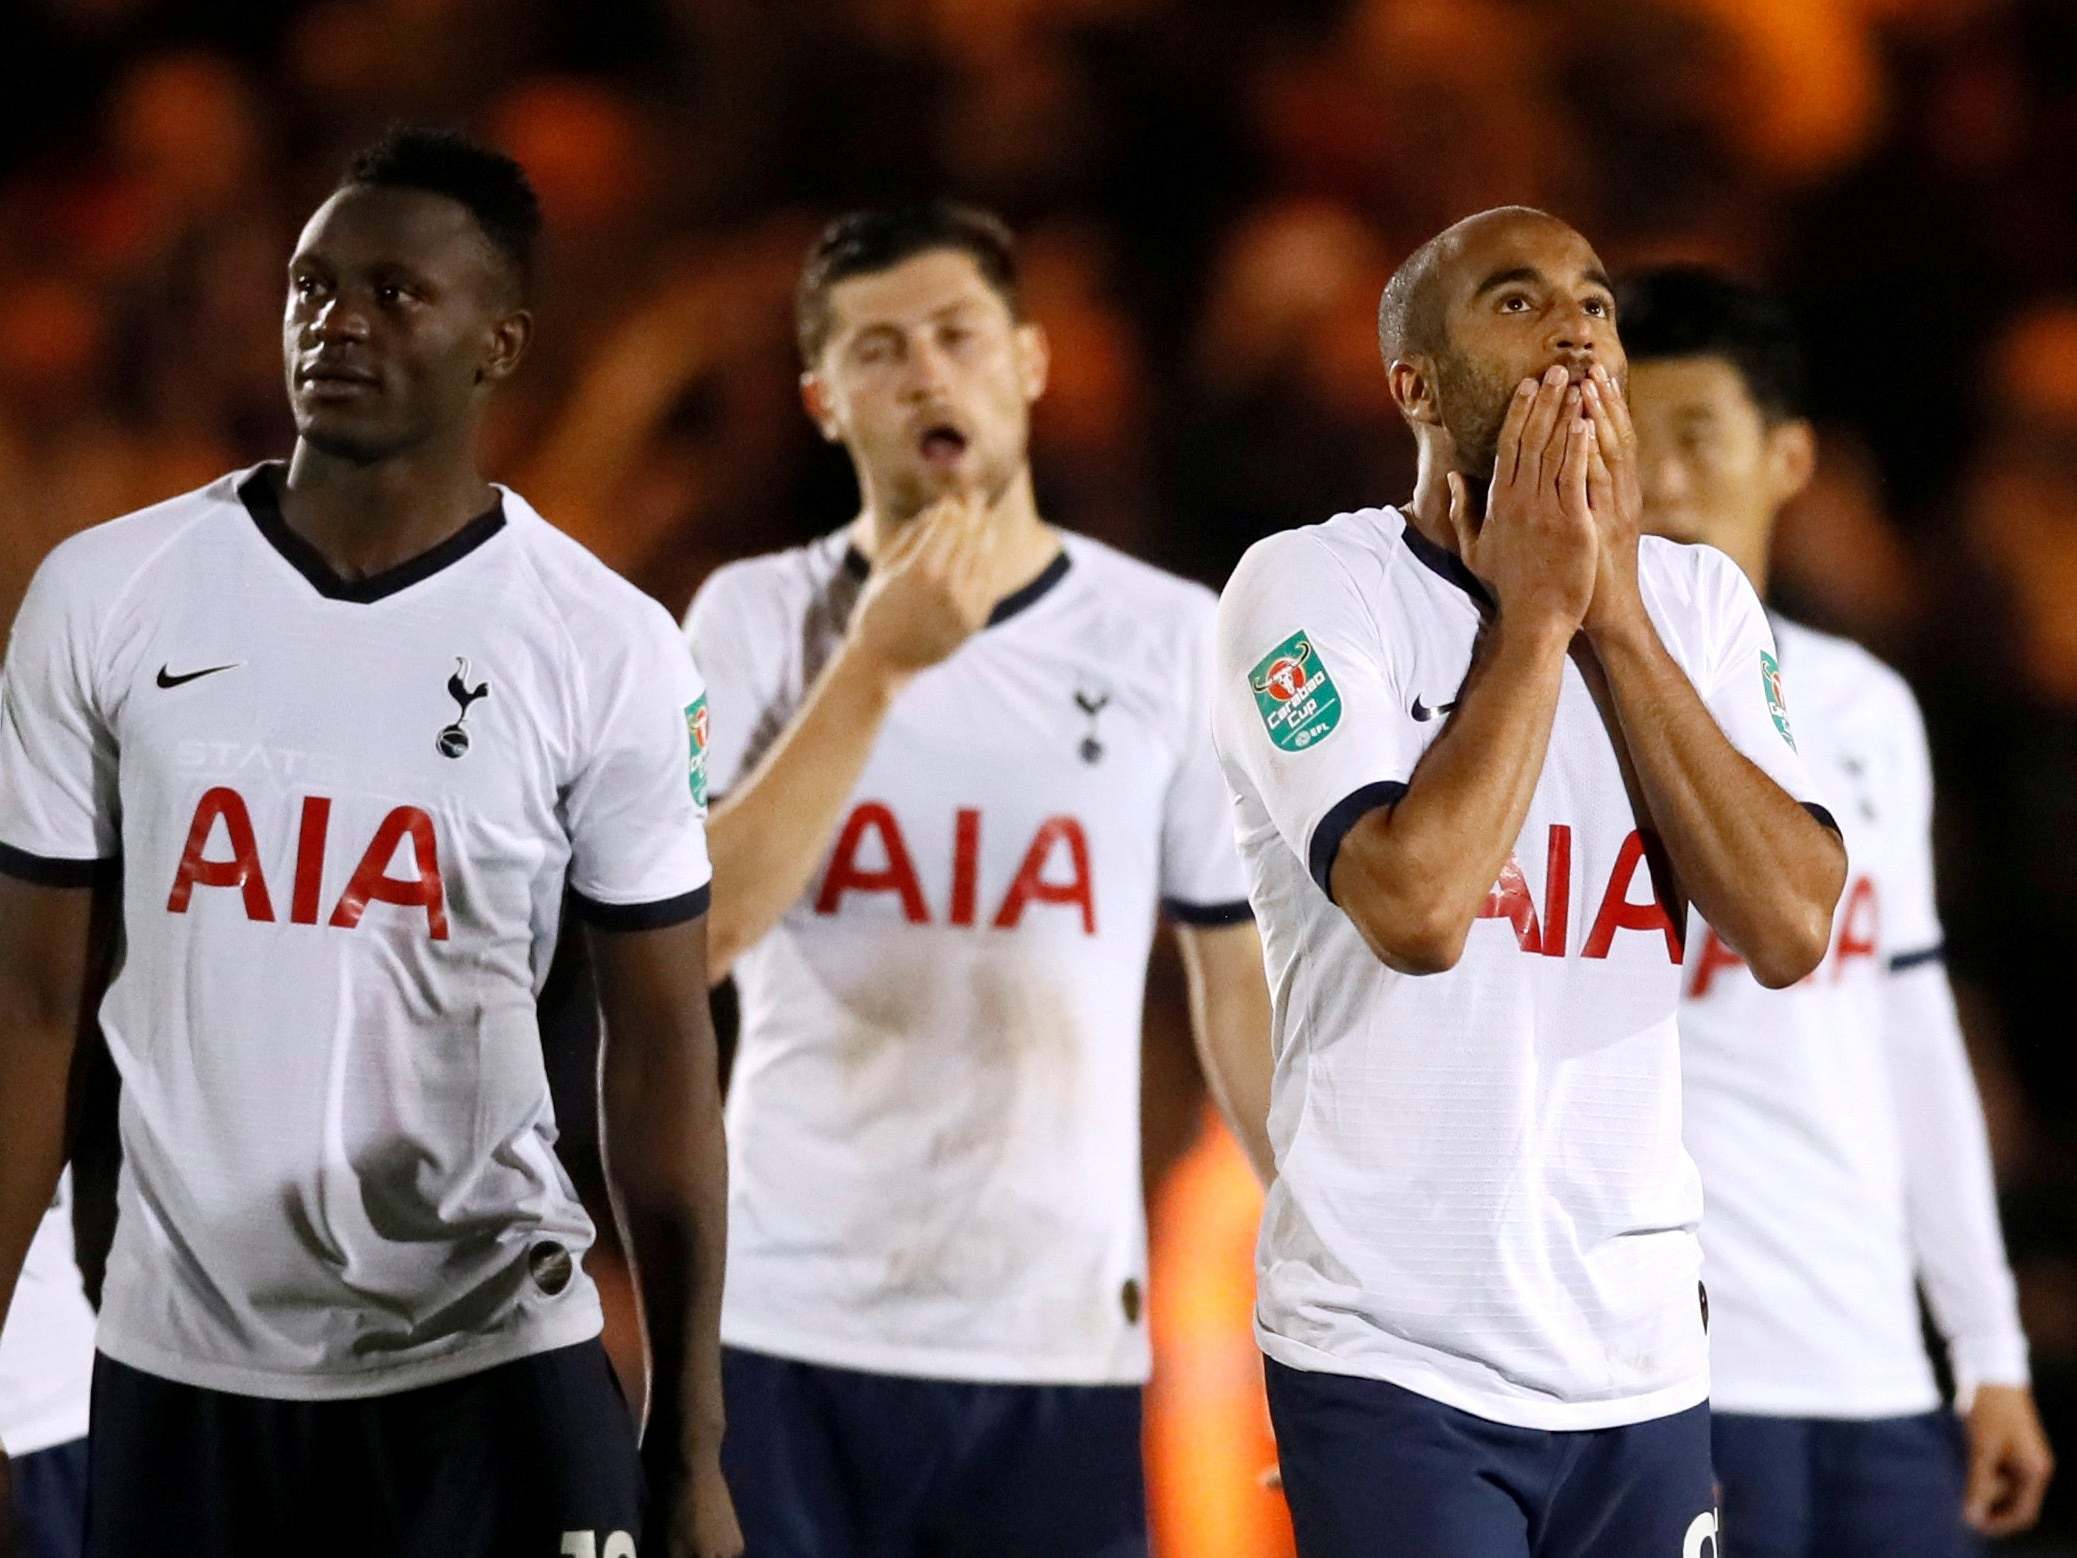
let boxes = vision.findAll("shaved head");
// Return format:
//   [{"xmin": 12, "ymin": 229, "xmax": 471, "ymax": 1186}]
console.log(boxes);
[{"xmin": 1377, "ymin": 205, "xmax": 1558, "ymax": 366}]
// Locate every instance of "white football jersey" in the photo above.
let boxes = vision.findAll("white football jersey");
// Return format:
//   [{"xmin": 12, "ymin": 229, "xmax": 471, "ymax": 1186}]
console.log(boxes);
[
  {"xmin": 1213, "ymin": 507, "xmax": 1829, "ymax": 1431},
  {"xmin": 1679, "ymin": 616, "xmax": 2027, "ymax": 1416},
  {"xmin": 687, "ymin": 529, "xmax": 1248, "ymax": 1385},
  {"xmin": 0, "ymin": 1172, "xmax": 96, "ymax": 1455},
  {"xmin": 0, "ymin": 467, "xmax": 711, "ymax": 1401}
]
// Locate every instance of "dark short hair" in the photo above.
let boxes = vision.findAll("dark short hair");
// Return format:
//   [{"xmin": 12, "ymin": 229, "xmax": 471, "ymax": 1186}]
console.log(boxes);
[
  {"xmin": 1615, "ymin": 266, "xmax": 1808, "ymax": 421},
  {"xmin": 796, "ymin": 202, "xmax": 1021, "ymax": 363},
  {"xmin": 342, "ymin": 126, "xmax": 542, "ymax": 297},
  {"xmin": 1377, "ymin": 230, "xmax": 1454, "ymax": 366}
]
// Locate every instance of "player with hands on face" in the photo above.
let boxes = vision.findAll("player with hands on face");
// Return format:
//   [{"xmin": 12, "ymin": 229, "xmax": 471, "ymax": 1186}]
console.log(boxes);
[{"xmin": 1213, "ymin": 207, "xmax": 1845, "ymax": 1558}]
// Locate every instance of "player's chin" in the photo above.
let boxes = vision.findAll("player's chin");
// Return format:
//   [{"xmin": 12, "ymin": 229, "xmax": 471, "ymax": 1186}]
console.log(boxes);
[{"xmin": 293, "ymin": 413, "xmax": 408, "ymax": 466}]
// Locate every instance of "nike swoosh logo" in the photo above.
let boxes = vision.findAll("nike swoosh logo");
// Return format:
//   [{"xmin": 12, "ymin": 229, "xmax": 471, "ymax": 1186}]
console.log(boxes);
[
  {"xmin": 156, "ymin": 663, "xmax": 240, "ymax": 689},
  {"xmin": 1410, "ymin": 696, "xmax": 1458, "ymax": 722}
]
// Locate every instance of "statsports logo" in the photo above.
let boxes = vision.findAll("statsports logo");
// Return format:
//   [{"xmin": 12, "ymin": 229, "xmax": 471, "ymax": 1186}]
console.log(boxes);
[{"xmin": 1249, "ymin": 630, "xmax": 1342, "ymax": 751}]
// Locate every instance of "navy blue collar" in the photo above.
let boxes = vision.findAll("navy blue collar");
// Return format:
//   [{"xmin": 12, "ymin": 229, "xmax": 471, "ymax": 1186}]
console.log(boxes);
[
  {"xmin": 1398, "ymin": 514, "xmax": 1494, "ymax": 610},
  {"xmin": 841, "ymin": 542, "xmax": 1072, "ymax": 628},
  {"xmin": 241, "ymin": 466, "xmax": 506, "ymax": 605}
]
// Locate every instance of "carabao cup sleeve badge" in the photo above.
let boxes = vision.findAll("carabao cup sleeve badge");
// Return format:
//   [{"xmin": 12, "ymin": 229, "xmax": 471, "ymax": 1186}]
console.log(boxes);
[
  {"xmin": 1249, "ymin": 630, "xmax": 1344, "ymax": 752},
  {"xmin": 687, "ymin": 695, "xmax": 711, "ymax": 805},
  {"xmin": 1759, "ymin": 650, "xmax": 1796, "ymax": 750}
]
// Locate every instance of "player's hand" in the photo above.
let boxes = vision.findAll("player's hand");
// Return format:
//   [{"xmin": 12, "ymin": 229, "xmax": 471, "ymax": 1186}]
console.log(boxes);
[
  {"xmin": 843, "ymin": 492, "xmax": 999, "ymax": 683},
  {"xmin": 1578, "ymin": 364, "xmax": 1646, "ymax": 640},
  {"xmin": 1963, "ymin": 1382, "xmax": 2054, "ymax": 1537},
  {"xmin": 1454, "ymin": 363, "xmax": 1597, "ymax": 633},
  {"xmin": 657, "ymin": 1453, "xmax": 744, "ymax": 1558}
]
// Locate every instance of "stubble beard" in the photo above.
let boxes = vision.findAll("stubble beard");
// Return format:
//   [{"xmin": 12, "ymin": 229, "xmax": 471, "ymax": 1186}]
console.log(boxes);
[{"xmin": 1433, "ymin": 350, "xmax": 1517, "ymax": 485}]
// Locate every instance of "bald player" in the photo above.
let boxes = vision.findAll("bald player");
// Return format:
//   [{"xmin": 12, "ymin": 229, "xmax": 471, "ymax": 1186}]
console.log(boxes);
[{"xmin": 1213, "ymin": 208, "xmax": 1846, "ymax": 1557}]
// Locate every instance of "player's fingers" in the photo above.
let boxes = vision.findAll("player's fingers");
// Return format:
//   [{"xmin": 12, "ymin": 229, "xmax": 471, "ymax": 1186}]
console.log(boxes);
[
  {"xmin": 1590, "ymin": 363, "xmax": 1636, "ymax": 447},
  {"xmin": 1559, "ymin": 400, "xmax": 1592, "ymax": 515},
  {"xmin": 1517, "ymin": 365, "xmax": 1568, "ymax": 488},
  {"xmin": 1963, "ymin": 1435, "xmax": 2007, "ymax": 1531},
  {"xmin": 1990, "ymin": 1443, "xmax": 2054, "ymax": 1535},
  {"xmin": 1493, "ymin": 377, "xmax": 1538, "ymax": 490}
]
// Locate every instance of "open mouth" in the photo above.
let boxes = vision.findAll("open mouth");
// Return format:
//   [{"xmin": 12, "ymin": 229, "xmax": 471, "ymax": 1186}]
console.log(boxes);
[{"xmin": 918, "ymin": 423, "xmax": 969, "ymax": 468}]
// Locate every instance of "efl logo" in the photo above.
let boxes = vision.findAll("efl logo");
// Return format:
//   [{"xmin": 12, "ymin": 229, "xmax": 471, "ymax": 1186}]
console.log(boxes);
[{"xmin": 166, "ymin": 786, "xmax": 448, "ymax": 939}]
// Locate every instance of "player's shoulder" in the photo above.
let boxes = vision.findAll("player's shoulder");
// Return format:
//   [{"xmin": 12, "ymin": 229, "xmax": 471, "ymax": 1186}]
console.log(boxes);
[
  {"xmin": 495, "ymin": 487, "xmax": 682, "ymax": 657},
  {"xmin": 1226, "ymin": 506, "xmax": 1409, "ymax": 603},
  {"xmin": 685, "ymin": 530, "xmax": 850, "ymax": 632},
  {"xmin": 1637, "ymin": 533, "xmax": 1748, "ymax": 604},
  {"xmin": 32, "ymin": 470, "xmax": 247, "ymax": 599},
  {"xmin": 1773, "ymin": 615, "xmax": 1921, "ymax": 722},
  {"xmin": 1057, "ymin": 530, "xmax": 1216, "ymax": 624}
]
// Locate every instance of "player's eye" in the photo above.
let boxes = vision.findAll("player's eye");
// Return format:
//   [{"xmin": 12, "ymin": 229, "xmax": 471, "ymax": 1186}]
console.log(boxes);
[
  {"xmin": 291, "ymin": 274, "xmax": 324, "ymax": 298},
  {"xmin": 1499, "ymin": 294, "xmax": 1532, "ymax": 313},
  {"xmin": 1584, "ymin": 297, "xmax": 1611, "ymax": 317}
]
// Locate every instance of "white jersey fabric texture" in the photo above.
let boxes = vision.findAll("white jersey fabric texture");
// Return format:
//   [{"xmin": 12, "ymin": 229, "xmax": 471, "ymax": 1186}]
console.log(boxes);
[
  {"xmin": 0, "ymin": 1172, "xmax": 97, "ymax": 1454},
  {"xmin": 1679, "ymin": 614, "xmax": 2027, "ymax": 1418},
  {"xmin": 687, "ymin": 528, "xmax": 1249, "ymax": 1385},
  {"xmin": 0, "ymin": 467, "xmax": 712, "ymax": 1401},
  {"xmin": 1213, "ymin": 506, "xmax": 1830, "ymax": 1432}
]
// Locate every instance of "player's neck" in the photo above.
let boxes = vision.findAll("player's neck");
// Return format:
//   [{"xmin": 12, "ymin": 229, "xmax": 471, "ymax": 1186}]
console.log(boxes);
[
  {"xmin": 277, "ymin": 442, "xmax": 499, "ymax": 581},
  {"xmin": 1404, "ymin": 455, "xmax": 1468, "ymax": 557}
]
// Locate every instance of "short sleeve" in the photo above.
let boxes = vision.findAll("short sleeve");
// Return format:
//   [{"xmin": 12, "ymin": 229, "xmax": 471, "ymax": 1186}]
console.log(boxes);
[
  {"xmin": 1159, "ymin": 591, "xmax": 1251, "ymax": 924},
  {"xmin": 0, "ymin": 546, "xmax": 120, "ymax": 884},
  {"xmin": 682, "ymin": 563, "xmax": 767, "ymax": 802},
  {"xmin": 1694, "ymin": 554, "xmax": 1832, "ymax": 832},
  {"xmin": 565, "ymin": 601, "xmax": 713, "ymax": 930},
  {"xmin": 1212, "ymin": 533, "xmax": 1425, "ymax": 898},
  {"xmin": 1880, "ymin": 678, "xmax": 1945, "ymax": 967}
]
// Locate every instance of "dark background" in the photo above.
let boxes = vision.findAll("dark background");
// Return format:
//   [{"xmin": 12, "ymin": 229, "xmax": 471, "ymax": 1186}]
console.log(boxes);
[{"xmin": 7, "ymin": 0, "xmax": 2077, "ymax": 1549}]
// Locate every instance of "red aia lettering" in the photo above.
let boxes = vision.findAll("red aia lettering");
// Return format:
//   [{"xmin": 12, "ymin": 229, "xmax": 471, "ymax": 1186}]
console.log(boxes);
[
  {"xmin": 167, "ymin": 786, "xmax": 275, "ymax": 921},
  {"xmin": 1686, "ymin": 927, "xmax": 1746, "ymax": 998},
  {"xmin": 328, "ymin": 806, "xmax": 448, "ymax": 940},
  {"xmin": 1831, "ymin": 875, "xmax": 1879, "ymax": 979},
  {"xmin": 167, "ymin": 788, "xmax": 447, "ymax": 939},
  {"xmin": 814, "ymin": 804, "xmax": 1096, "ymax": 934},
  {"xmin": 815, "ymin": 802, "xmax": 929, "ymax": 923},
  {"xmin": 1477, "ymin": 854, "xmax": 1543, "ymax": 953},
  {"xmin": 1582, "ymin": 830, "xmax": 1682, "ymax": 964},
  {"xmin": 993, "ymin": 817, "xmax": 1096, "ymax": 934}
]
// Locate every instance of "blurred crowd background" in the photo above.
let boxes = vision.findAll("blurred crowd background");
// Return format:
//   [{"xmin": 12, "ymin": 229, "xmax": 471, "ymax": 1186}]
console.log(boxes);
[{"xmin": 7, "ymin": 0, "xmax": 2077, "ymax": 1550}]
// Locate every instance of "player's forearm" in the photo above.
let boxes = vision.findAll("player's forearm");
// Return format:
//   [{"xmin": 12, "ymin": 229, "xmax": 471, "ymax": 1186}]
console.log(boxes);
[
  {"xmin": 600, "ymin": 1005, "xmax": 731, "ymax": 1468},
  {"xmin": 1587, "ymin": 618, "xmax": 1843, "ymax": 986},
  {"xmin": 1889, "ymin": 963, "xmax": 2030, "ymax": 1392},
  {"xmin": 1332, "ymin": 614, "xmax": 1570, "ymax": 973},
  {"xmin": 1178, "ymin": 922, "xmax": 1276, "ymax": 1185},
  {"xmin": 705, "ymin": 645, "xmax": 904, "ymax": 979},
  {"xmin": 0, "ymin": 1005, "xmax": 77, "ymax": 1331}
]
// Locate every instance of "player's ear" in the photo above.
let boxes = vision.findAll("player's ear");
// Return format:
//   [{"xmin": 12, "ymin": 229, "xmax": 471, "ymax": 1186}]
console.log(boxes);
[
  {"xmin": 800, "ymin": 370, "xmax": 844, "ymax": 443},
  {"xmin": 1388, "ymin": 356, "xmax": 1442, "ymax": 428},
  {"xmin": 1012, "ymin": 320, "xmax": 1050, "ymax": 404},
  {"xmin": 1765, "ymin": 418, "xmax": 1817, "ymax": 508},
  {"xmin": 479, "ymin": 308, "xmax": 532, "ymax": 386}
]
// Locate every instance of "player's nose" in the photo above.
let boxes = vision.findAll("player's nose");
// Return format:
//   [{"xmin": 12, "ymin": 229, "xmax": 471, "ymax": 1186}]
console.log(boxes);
[
  {"xmin": 1545, "ymin": 300, "xmax": 1605, "ymax": 363},
  {"xmin": 308, "ymin": 294, "xmax": 372, "ymax": 343}
]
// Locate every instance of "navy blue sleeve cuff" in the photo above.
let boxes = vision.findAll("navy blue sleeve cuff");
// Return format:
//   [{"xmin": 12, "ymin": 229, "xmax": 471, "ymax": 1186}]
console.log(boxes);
[
  {"xmin": 1162, "ymin": 896, "xmax": 1254, "ymax": 926},
  {"xmin": 0, "ymin": 842, "xmax": 118, "ymax": 889},
  {"xmin": 1307, "ymin": 781, "xmax": 1409, "ymax": 901},
  {"xmin": 1803, "ymin": 802, "xmax": 1841, "ymax": 837},
  {"xmin": 1890, "ymin": 943, "xmax": 1945, "ymax": 974},
  {"xmin": 569, "ymin": 881, "xmax": 711, "ymax": 931}
]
